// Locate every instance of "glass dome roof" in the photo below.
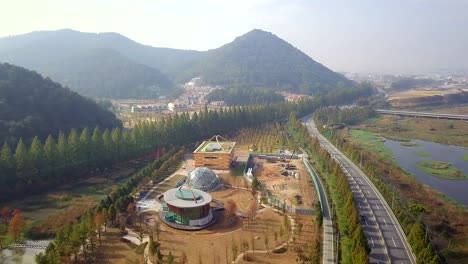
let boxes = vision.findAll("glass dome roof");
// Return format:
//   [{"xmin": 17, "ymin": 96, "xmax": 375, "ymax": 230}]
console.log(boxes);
[{"xmin": 187, "ymin": 167, "xmax": 220, "ymax": 192}]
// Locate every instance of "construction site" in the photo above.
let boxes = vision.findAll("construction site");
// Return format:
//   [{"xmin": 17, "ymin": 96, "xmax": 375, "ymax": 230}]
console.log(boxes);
[
  {"xmin": 131, "ymin": 131, "xmax": 319, "ymax": 263},
  {"xmin": 247, "ymin": 153, "xmax": 317, "ymax": 215}
]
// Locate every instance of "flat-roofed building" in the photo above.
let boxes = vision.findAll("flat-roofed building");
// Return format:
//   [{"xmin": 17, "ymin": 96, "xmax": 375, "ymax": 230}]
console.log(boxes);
[{"xmin": 193, "ymin": 135, "xmax": 235, "ymax": 170}]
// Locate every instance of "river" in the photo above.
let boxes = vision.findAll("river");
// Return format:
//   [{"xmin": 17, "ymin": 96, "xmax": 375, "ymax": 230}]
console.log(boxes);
[{"xmin": 384, "ymin": 139, "xmax": 468, "ymax": 206}]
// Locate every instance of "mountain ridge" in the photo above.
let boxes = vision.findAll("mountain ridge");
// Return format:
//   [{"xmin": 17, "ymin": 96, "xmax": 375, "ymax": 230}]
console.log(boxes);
[{"xmin": 0, "ymin": 28, "xmax": 354, "ymax": 97}]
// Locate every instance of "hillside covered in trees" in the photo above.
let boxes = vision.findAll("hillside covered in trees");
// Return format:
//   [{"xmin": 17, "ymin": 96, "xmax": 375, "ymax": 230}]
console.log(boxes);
[
  {"xmin": 0, "ymin": 29, "xmax": 353, "ymax": 98},
  {"xmin": 179, "ymin": 29, "xmax": 354, "ymax": 94},
  {"xmin": 0, "ymin": 30, "xmax": 188, "ymax": 99},
  {"xmin": 0, "ymin": 63, "xmax": 121, "ymax": 144},
  {"xmin": 46, "ymin": 48, "xmax": 178, "ymax": 98},
  {"xmin": 206, "ymin": 86, "xmax": 285, "ymax": 105}
]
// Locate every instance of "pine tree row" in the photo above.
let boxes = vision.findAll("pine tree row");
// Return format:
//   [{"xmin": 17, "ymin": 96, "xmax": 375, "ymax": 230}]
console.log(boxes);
[
  {"xmin": 314, "ymin": 107, "xmax": 439, "ymax": 263},
  {"xmin": 287, "ymin": 115, "xmax": 369, "ymax": 263}
]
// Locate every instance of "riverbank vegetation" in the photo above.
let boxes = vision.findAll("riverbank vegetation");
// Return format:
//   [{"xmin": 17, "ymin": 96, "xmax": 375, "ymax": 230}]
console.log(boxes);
[
  {"xmin": 355, "ymin": 114, "xmax": 468, "ymax": 147},
  {"xmin": 417, "ymin": 160, "xmax": 468, "ymax": 180},
  {"xmin": 315, "ymin": 106, "xmax": 467, "ymax": 264},
  {"xmin": 416, "ymin": 151, "xmax": 430, "ymax": 157}
]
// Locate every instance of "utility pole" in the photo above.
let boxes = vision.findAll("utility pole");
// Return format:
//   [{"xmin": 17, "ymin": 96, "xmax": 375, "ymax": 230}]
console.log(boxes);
[
  {"xmin": 425, "ymin": 225, "xmax": 428, "ymax": 243},
  {"xmin": 360, "ymin": 150, "xmax": 362, "ymax": 169}
]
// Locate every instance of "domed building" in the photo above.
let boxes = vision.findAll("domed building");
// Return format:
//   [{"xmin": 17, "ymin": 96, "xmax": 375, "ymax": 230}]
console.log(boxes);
[{"xmin": 186, "ymin": 167, "xmax": 221, "ymax": 192}]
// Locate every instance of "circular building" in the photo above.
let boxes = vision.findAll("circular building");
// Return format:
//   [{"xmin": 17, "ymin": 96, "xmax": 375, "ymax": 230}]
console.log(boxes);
[
  {"xmin": 162, "ymin": 186, "xmax": 214, "ymax": 229},
  {"xmin": 186, "ymin": 167, "xmax": 221, "ymax": 192}
]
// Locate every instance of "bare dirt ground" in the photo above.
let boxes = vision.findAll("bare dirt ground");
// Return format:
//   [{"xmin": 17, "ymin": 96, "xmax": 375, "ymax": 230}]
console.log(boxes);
[
  {"xmin": 155, "ymin": 208, "xmax": 286, "ymax": 264},
  {"xmin": 237, "ymin": 215, "xmax": 319, "ymax": 264},
  {"xmin": 94, "ymin": 153, "xmax": 319, "ymax": 264},
  {"xmin": 211, "ymin": 187, "xmax": 256, "ymax": 212},
  {"xmin": 94, "ymin": 228, "xmax": 142, "ymax": 264},
  {"xmin": 253, "ymin": 158, "xmax": 316, "ymax": 208}
]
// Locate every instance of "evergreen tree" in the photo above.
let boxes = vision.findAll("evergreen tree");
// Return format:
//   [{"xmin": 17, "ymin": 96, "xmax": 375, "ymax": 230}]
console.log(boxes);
[
  {"xmin": 67, "ymin": 129, "xmax": 81, "ymax": 169},
  {"xmin": 102, "ymin": 129, "xmax": 113, "ymax": 167},
  {"xmin": 111, "ymin": 127, "xmax": 122, "ymax": 161},
  {"xmin": 56, "ymin": 132, "xmax": 68, "ymax": 176},
  {"xmin": 0, "ymin": 143, "xmax": 15, "ymax": 189},
  {"xmin": 29, "ymin": 136, "xmax": 43, "ymax": 179},
  {"xmin": 79, "ymin": 128, "xmax": 91, "ymax": 168},
  {"xmin": 43, "ymin": 135, "xmax": 57, "ymax": 180},
  {"xmin": 91, "ymin": 127, "xmax": 103, "ymax": 171},
  {"xmin": 14, "ymin": 138, "xmax": 32, "ymax": 183}
]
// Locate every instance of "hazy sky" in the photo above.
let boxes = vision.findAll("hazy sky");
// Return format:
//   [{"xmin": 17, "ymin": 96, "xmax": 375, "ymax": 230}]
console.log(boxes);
[{"xmin": 1, "ymin": 0, "xmax": 467, "ymax": 74}]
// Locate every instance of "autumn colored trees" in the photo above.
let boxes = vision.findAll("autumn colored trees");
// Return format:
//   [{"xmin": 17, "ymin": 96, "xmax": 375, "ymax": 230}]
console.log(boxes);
[
  {"xmin": 224, "ymin": 199, "xmax": 238, "ymax": 222},
  {"xmin": 36, "ymin": 148, "xmax": 181, "ymax": 262},
  {"xmin": 0, "ymin": 207, "xmax": 25, "ymax": 247}
]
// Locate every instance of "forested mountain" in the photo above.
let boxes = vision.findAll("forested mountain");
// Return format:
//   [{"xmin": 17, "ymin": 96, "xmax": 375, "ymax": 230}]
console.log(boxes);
[
  {"xmin": 0, "ymin": 29, "xmax": 353, "ymax": 97},
  {"xmin": 0, "ymin": 29, "xmax": 201, "ymax": 76},
  {"xmin": 206, "ymin": 86, "xmax": 285, "ymax": 105},
  {"xmin": 178, "ymin": 29, "xmax": 354, "ymax": 94},
  {"xmin": 0, "ymin": 63, "xmax": 121, "ymax": 144},
  {"xmin": 46, "ymin": 48, "xmax": 178, "ymax": 98},
  {"xmin": 0, "ymin": 29, "xmax": 196, "ymax": 98}
]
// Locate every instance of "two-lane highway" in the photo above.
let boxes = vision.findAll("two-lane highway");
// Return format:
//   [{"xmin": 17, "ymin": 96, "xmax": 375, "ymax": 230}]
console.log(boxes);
[{"xmin": 305, "ymin": 117, "xmax": 416, "ymax": 264}]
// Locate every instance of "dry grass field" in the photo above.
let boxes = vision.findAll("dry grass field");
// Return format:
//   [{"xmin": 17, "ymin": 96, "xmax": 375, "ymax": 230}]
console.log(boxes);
[{"xmin": 388, "ymin": 88, "xmax": 456, "ymax": 100}]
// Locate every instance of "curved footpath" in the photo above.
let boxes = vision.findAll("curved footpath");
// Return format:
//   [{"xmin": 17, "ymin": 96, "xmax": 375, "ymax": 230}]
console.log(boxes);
[
  {"xmin": 305, "ymin": 117, "xmax": 416, "ymax": 264},
  {"xmin": 302, "ymin": 154, "xmax": 335, "ymax": 264}
]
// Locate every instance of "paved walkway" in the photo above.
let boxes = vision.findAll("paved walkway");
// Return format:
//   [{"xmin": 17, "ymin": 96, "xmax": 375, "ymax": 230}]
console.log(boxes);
[
  {"xmin": 137, "ymin": 157, "xmax": 193, "ymax": 213},
  {"xmin": 303, "ymin": 157, "xmax": 335, "ymax": 264}
]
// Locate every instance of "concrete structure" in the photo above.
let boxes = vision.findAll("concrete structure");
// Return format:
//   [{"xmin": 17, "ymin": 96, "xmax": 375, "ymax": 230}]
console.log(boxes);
[
  {"xmin": 161, "ymin": 186, "xmax": 214, "ymax": 229},
  {"xmin": 376, "ymin": 109, "xmax": 468, "ymax": 121},
  {"xmin": 193, "ymin": 135, "xmax": 235, "ymax": 169}
]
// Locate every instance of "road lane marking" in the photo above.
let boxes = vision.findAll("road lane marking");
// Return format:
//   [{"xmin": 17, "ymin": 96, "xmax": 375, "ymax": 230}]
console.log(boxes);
[
  {"xmin": 376, "ymin": 204, "xmax": 380, "ymax": 210},
  {"xmin": 383, "ymin": 218, "xmax": 387, "ymax": 226},
  {"xmin": 392, "ymin": 237, "xmax": 397, "ymax": 247}
]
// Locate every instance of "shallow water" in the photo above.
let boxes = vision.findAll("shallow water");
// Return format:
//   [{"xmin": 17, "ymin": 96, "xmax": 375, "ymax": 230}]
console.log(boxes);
[
  {"xmin": 0, "ymin": 240, "xmax": 52, "ymax": 264},
  {"xmin": 384, "ymin": 139, "xmax": 468, "ymax": 206}
]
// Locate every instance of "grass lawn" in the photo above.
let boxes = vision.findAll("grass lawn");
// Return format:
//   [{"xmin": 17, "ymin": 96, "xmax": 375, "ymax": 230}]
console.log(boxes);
[
  {"xmin": 417, "ymin": 160, "xmax": 468, "ymax": 180},
  {"xmin": 348, "ymin": 129, "xmax": 396, "ymax": 163},
  {"xmin": 416, "ymin": 151, "xmax": 430, "ymax": 157},
  {"xmin": 464, "ymin": 153, "xmax": 468, "ymax": 161}
]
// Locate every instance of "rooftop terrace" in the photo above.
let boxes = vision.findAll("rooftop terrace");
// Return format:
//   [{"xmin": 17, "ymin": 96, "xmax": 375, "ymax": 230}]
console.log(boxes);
[{"xmin": 194, "ymin": 140, "xmax": 236, "ymax": 154}]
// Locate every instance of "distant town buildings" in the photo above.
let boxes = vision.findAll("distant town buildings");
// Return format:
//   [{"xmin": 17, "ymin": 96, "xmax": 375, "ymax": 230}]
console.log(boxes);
[
  {"xmin": 178, "ymin": 77, "xmax": 221, "ymax": 105},
  {"xmin": 279, "ymin": 92, "xmax": 312, "ymax": 102}
]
